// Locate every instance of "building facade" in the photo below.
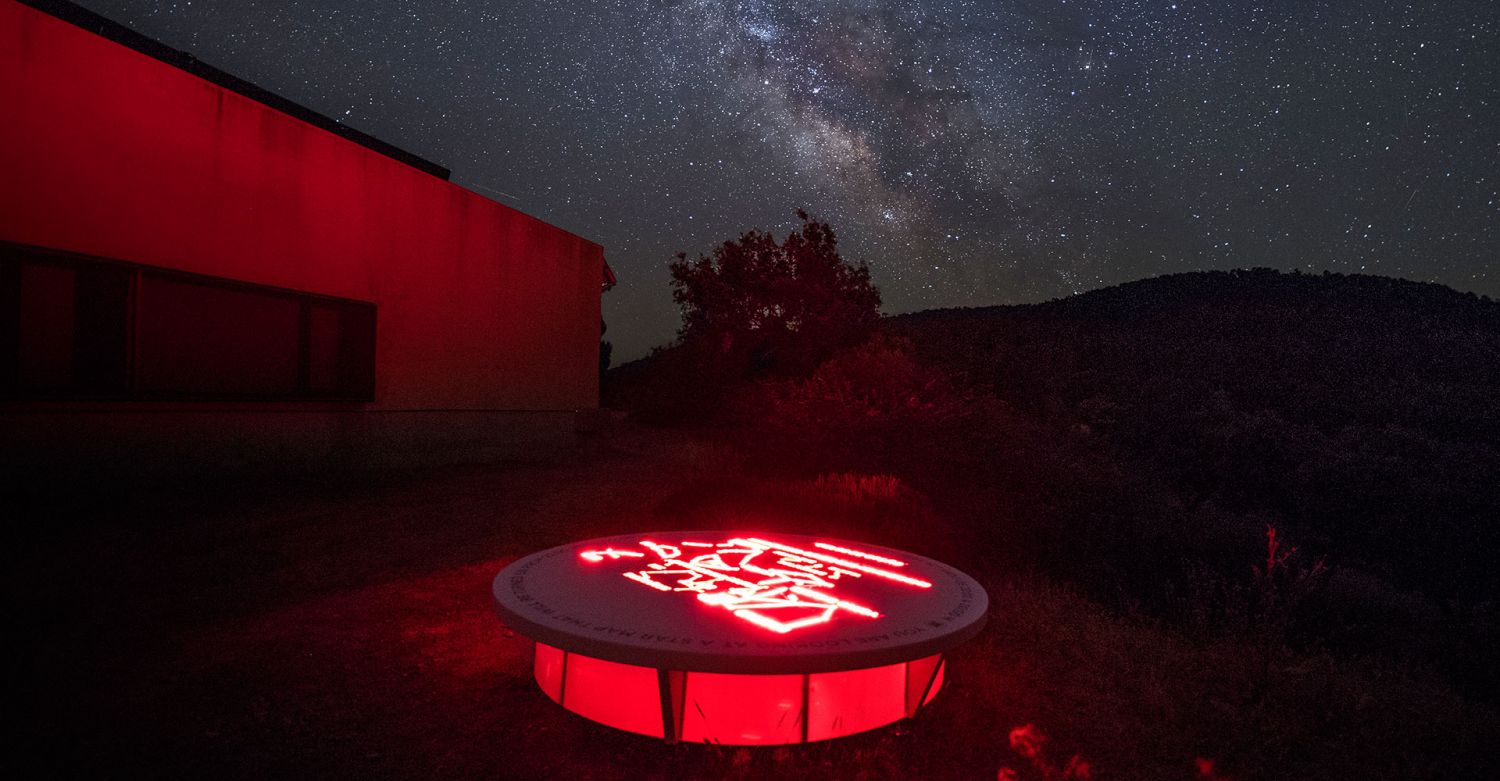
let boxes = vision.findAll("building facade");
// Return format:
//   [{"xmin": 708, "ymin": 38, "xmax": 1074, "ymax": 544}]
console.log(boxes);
[{"xmin": 1, "ymin": 0, "xmax": 610, "ymax": 482}]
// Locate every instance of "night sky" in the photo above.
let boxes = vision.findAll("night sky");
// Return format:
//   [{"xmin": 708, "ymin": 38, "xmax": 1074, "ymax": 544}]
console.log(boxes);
[{"xmin": 75, "ymin": 0, "xmax": 1498, "ymax": 361}]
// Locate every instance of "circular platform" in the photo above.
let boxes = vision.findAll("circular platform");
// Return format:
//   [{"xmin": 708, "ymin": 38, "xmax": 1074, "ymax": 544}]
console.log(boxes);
[
  {"xmin": 492, "ymin": 532, "xmax": 988, "ymax": 744},
  {"xmin": 494, "ymin": 532, "xmax": 987, "ymax": 675}
]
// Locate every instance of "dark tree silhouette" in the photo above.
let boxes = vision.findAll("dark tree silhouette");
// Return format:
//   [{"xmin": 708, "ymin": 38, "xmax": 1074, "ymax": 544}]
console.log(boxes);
[{"xmin": 670, "ymin": 210, "xmax": 881, "ymax": 380}]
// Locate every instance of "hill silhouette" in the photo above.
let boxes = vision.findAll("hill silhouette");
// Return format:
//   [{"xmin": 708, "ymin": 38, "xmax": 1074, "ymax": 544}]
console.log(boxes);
[
  {"xmin": 610, "ymin": 268, "xmax": 1500, "ymax": 699},
  {"xmin": 892, "ymin": 268, "xmax": 1500, "ymax": 442},
  {"xmin": 889, "ymin": 268, "xmax": 1500, "ymax": 611}
]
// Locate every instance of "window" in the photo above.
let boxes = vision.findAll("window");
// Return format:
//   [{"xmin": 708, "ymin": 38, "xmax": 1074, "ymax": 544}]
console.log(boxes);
[{"xmin": 1, "ymin": 242, "xmax": 375, "ymax": 401}]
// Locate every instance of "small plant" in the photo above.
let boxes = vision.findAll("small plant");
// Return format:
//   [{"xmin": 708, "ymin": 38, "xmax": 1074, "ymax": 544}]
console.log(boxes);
[
  {"xmin": 1195, "ymin": 756, "xmax": 1233, "ymax": 781},
  {"xmin": 998, "ymin": 723, "xmax": 1091, "ymax": 781},
  {"xmin": 1248, "ymin": 525, "xmax": 1328, "ymax": 698},
  {"xmin": 760, "ymin": 333, "xmax": 974, "ymax": 431},
  {"xmin": 1251, "ymin": 526, "xmax": 1327, "ymax": 635}
]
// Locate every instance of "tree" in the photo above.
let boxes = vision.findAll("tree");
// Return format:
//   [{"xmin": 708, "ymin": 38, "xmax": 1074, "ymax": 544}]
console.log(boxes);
[{"xmin": 669, "ymin": 210, "xmax": 881, "ymax": 380}]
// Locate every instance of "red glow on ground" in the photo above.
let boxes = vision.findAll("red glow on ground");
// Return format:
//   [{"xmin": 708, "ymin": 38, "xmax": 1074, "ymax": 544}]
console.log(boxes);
[{"xmin": 578, "ymin": 536, "xmax": 932, "ymax": 635}]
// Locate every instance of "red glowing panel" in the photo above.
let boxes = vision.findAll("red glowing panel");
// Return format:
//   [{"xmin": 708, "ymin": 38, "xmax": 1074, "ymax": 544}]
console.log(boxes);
[
  {"xmin": 925, "ymin": 660, "xmax": 945, "ymax": 705},
  {"xmin": 680, "ymin": 670, "xmax": 804, "ymax": 745},
  {"xmin": 558, "ymin": 648, "xmax": 663, "ymax": 738},
  {"xmin": 807, "ymin": 662, "xmax": 907, "ymax": 741},
  {"xmin": 904, "ymin": 654, "xmax": 946, "ymax": 716},
  {"xmin": 578, "ymin": 536, "xmax": 933, "ymax": 635},
  {"xmin": 534, "ymin": 642, "xmax": 565, "ymax": 703}
]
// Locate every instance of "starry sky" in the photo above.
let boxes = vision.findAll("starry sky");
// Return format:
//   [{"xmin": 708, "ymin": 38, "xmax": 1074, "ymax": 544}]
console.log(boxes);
[{"xmin": 76, "ymin": 0, "xmax": 1499, "ymax": 361}]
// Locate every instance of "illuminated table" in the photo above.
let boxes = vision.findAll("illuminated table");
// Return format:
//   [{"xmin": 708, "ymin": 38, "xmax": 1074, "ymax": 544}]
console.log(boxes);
[{"xmin": 492, "ymin": 532, "xmax": 987, "ymax": 744}]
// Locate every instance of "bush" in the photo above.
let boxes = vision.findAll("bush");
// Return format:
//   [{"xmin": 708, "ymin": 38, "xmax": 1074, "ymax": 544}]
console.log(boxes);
[
  {"xmin": 762, "ymin": 334, "xmax": 966, "ymax": 423},
  {"xmin": 670, "ymin": 211, "xmax": 881, "ymax": 383}
]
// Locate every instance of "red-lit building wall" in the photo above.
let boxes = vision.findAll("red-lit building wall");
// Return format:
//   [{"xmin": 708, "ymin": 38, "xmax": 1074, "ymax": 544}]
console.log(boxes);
[{"xmin": 0, "ymin": 0, "xmax": 606, "ymax": 477}]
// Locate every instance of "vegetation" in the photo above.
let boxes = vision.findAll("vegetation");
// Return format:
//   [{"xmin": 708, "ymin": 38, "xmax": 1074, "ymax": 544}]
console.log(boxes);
[
  {"xmin": 608, "ymin": 266, "xmax": 1500, "ymax": 772},
  {"xmin": 881, "ymin": 269, "xmax": 1500, "ymax": 694},
  {"xmin": 15, "ymin": 264, "xmax": 1500, "ymax": 778},
  {"xmin": 613, "ymin": 212, "xmax": 882, "ymax": 421},
  {"xmin": 669, "ymin": 210, "xmax": 881, "ymax": 382},
  {"xmin": 15, "ymin": 443, "xmax": 1497, "ymax": 779}
]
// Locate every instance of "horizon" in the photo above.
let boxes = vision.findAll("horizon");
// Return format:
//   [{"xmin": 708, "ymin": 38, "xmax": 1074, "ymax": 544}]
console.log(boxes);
[{"xmin": 66, "ymin": 0, "xmax": 1500, "ymax": 362}]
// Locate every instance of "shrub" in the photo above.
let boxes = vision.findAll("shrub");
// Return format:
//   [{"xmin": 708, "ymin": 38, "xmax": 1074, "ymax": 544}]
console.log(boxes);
[{"xmin": 670, "ymin": 211, "xmax": 881, "ymax": 383}]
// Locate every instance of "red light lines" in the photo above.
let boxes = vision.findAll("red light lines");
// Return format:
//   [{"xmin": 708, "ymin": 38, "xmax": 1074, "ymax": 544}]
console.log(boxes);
[{"xmin": 578, "ymin": 536, "xmax": 931, "ymax": 634}]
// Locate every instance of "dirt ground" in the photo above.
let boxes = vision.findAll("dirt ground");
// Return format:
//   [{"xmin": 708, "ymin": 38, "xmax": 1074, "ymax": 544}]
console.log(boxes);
[{"xmin": 11, "ymin": 426, "xmax": 1499, "ymax": 779}]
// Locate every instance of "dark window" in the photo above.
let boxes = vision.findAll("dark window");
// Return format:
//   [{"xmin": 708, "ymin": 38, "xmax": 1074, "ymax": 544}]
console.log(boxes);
[
  {"xmin": 15, "ymin": 262, "xmax": 77, "ymax": 391},
  {"xmin": 135, "ymin": 276, "xmax": 304, "ymax": 396},
  {"xmin": 1, "ymin": 242, "xmax": 375, "ymax": 401},
  {"xmin": 307, "ymin": 303, "xmax": 342, "ymax": 394}
]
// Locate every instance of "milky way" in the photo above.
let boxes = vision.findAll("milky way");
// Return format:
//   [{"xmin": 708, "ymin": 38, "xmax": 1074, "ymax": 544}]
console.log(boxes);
[{"xmin": 75, "ymin": 0, "xmax": 1499, "ymax": 360}]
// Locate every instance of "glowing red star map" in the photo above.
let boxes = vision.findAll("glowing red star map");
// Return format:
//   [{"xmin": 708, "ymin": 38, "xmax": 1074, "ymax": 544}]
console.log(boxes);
[{"xmin": 579, "ymin": 536, "xmax": 932, "ymax": 634}]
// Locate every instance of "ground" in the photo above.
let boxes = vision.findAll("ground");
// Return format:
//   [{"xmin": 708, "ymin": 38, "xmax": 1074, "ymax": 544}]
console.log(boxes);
[{"xmin": 11, "ymin": 425, "xmax": 1499, "ymax": 780}]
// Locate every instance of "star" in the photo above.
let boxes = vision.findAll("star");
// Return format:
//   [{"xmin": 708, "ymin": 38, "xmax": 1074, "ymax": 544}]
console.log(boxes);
[{"xmin": 72, "ymin": 0, "xmax": 1500, "ymax": 359}]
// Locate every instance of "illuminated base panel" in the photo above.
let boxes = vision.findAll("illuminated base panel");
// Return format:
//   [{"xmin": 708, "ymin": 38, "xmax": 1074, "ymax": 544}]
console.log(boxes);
[{"xmin": 532, "ymin": 643, "xmax": 946, "ymax": 744}]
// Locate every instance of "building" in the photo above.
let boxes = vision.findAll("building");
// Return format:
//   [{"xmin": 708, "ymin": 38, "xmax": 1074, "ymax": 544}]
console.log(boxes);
[{"xmin": 0, "ymin": 0, "xmax": 612, "ymax": 484}]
